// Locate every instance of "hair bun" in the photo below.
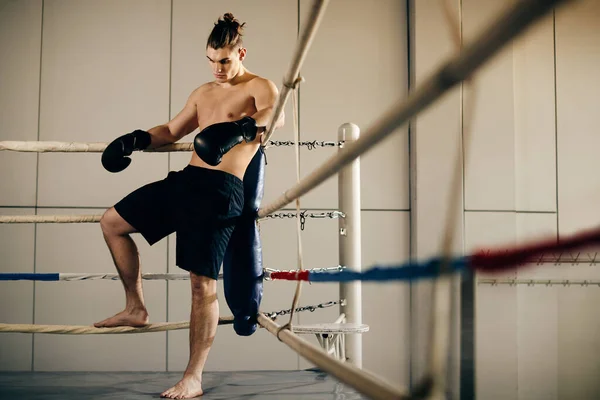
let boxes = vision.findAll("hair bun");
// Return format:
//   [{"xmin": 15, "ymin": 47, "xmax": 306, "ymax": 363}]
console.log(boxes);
[
  {"xmin": 223, "ymin": 13, "xmax": 236, "ymax": 24},
  {"xmin": 208, "ymin": 13, "xmax": 245, "ymax": 49}
]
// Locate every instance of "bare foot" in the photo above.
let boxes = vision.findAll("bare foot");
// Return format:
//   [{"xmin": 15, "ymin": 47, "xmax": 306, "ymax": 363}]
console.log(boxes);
[
  {"xmin": 93, "ymin": 308, "xmax": 149, "ymax": 328},
  {"xmin": 161, "ymin": 375, "xmax": 203, "ymax": 399}
]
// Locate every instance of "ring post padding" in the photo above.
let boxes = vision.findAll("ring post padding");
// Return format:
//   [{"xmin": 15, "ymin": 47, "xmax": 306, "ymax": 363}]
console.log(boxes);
[{"xmin": 338, "ymin": 122, "xmax": 362, "ymax": 367}]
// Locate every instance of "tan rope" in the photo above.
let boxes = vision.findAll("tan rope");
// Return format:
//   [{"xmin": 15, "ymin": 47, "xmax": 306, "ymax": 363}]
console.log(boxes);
[
  {"xmin": 278, "ymin": 85, "xmax": 305, "ymax": 339},
  {"xmin": 57, "ymin": 272, "xmax": 192, "ymax": 281},
  {"xmin": 0, "ymin": 215, "xmax": 102, "ymax": 224},
  {"xmin": 0, "ymin": 141, "xmax": 193, "ymax": 153},
  {"xmin": 1, "ymin": 212, "xmax": 342, "ymax": 224},
  {"xmin": 426, "ymin": 1, "xmax": 479, "ymax": 396},
  {"xmin": 0, "ymin": 317, "xmax": 234, "ymax": 335},
  {"xmin": 439, "ymin": 0, "xmax": 472, "ymax": 258}
]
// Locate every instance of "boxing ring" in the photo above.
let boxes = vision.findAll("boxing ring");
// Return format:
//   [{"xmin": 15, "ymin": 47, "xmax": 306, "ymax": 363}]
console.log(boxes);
[{"xmin": 0, "ymin": 0, "xmax": 589, "ymax": 399}]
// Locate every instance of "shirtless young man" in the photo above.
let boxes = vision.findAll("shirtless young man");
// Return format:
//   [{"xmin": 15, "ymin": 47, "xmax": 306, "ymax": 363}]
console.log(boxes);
[{"xmin": 94, "ymin": 13, "xmax": 284, "ymax": 399}]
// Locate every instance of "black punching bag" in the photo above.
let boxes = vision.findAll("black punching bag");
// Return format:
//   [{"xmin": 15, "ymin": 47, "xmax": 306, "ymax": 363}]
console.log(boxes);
[{"xmin": 222, "ymin": 147, "xmax": 265, "ymax": 336}]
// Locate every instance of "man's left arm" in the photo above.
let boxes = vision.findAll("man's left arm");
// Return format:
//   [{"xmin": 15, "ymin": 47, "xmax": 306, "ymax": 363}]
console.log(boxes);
[
  {"xmin": 250, "ymin": 78, "xmax": 285, "ymax": 136},
  {"xmin": 192, "ymin": 79, "xmax": 285, "ymax": 166}
]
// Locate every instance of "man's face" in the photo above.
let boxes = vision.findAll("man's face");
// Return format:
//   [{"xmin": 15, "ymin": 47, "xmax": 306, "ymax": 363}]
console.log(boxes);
[{"xmin": 206, "ymin": 46, "xmax": 245, "ymax": 82}]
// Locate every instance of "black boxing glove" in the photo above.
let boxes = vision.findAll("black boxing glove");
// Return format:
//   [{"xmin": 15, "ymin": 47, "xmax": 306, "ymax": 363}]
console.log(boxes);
[
  {"xmin": 194, "ymin": 116, "xmax": 258, "ymax": 166},
  {"xmin": 101, "ymin": 129, "xmax": 152, "ymax": 173}
]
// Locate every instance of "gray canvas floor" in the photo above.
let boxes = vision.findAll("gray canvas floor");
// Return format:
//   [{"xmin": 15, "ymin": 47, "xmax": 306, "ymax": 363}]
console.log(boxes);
[{"xmin": 0, "ymin": 369, "xmax": 367, "ymax": 399}]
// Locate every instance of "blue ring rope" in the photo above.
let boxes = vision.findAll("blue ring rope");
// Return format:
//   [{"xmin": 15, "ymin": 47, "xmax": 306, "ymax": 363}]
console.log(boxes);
[
  {"xmin": 1, "ymin": 257, "xmax": 470, "ymax": 283},
  {"xmin": 309, "ymin": 257, "xmax": 469, "ymax": 282},
  {"xmin": 0, "ymin": 273, "xmax": 60, "ymax": 281}
]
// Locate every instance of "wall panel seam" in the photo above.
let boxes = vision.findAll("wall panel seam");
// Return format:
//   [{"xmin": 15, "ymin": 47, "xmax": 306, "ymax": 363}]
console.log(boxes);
[
  {"xmin": 166, "ymin": 0, "xmax": 174, "ymax": 373},
  {"xmin": 552, "ymin": 9, "xmax": 559, "ymax": 240},
  {"xmin": 32, "ymin": 0, "xmax": 46, "ymax": 372},
  {"xmin": 296, "ymin": 0, "xmax": 301, "ymax": 372},
  {"xmin": 406, "ymin": 0, "xmax": 415, "ymax": 390}
]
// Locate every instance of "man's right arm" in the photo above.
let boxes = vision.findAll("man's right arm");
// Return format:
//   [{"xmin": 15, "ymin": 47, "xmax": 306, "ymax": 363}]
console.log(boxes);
[
  {"xmin": 101, "ymin": 89, "xmax": 201, "ymax": 173},
  {"xmin": 146, "ymin": 90, "xmax": 200, "ymax": 149}
]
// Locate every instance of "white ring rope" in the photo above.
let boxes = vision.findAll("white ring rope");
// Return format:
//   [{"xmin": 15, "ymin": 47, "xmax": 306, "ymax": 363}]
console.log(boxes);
[
  {"xmin": 0, "ymin": 301, "xmax": 343, "ymax": 335},
  {"xmin": 0, "ymin": 267, "xmax": 346, "ymax": 282},
  {"xmin": 0, "ymin": 140, "xmax": 336, "ymax": 153},
  {"xmin": 0, "ymin": 215, "xmax": 101, "ymax": 223},
  {"xmin": 0, "ymin": 141, "xmax": 193, "ymax": 153},
  {"xmin": 0, "ymin": 212, "xmax": 344, "ymax": 224},
  {"xmin": 56, "ymin": 273, "xmax": 191, "ymax": 281},
  {"xmin": 0, "ymin": 320, "xmax": 369, "ymax": 336},
  {"xmin": 0, "ymin": 319, "xmax": 233, "ymax": 335}
]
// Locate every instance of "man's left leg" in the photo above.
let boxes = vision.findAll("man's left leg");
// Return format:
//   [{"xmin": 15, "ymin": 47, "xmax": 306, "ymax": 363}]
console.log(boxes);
[{"xmin": 161, "ymin": 273, "xmax": 218, "ymax": 399}]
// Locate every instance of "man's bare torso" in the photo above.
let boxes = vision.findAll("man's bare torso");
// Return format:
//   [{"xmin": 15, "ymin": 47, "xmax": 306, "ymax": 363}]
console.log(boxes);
[{"xmin": 188, "ymin": 74, "xmax": 264, "ymax": 180}]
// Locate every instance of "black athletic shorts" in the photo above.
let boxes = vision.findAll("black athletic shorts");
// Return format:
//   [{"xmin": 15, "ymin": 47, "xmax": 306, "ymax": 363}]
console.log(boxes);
[{"xmin": 114, "ymin": 165, "xmax": 244, "ymax": 280}]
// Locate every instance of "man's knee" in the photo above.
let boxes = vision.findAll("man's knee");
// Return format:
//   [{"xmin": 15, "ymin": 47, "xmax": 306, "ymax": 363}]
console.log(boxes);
[
  {"xmin": 190, "ymin": 273, "xmax": 217, "ymax": 298},
  {"xmin": 100, "ymin": 207, "xmax": 134, "ymax": 237}
]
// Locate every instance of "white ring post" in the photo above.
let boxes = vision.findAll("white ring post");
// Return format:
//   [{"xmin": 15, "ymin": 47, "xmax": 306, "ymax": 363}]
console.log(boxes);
[{"xmin": 338, "ymin": 123, "xmax": 362, "ymax": 367}]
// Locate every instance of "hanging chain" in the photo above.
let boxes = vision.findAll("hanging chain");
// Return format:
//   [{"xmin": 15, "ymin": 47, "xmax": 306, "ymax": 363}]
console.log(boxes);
[
  {"xmin": 266, "ymin": 140, "xmax": 344, "ymax": 150},
  {"xmin": 264, "ymin": 299, "xmax": 345, "ymax": 320},
  {"xmin": 260, "ymin": 210, "xmax": 345, "ymax": 230}
]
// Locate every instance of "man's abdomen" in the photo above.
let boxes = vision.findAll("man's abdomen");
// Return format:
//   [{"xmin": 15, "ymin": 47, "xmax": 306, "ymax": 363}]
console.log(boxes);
[{"xmin": 188, "ymin": 141, "xmax": 260, "ymax": 180}]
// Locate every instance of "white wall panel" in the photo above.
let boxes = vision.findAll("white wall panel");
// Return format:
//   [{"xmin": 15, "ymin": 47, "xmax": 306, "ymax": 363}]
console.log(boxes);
[
  {"xmin": 556, "ymin": 0, "xmax": 600, "ymax": 236},
  {"xmin": 555, "ymin": 3, "xmax": 600, "ymax": 393},
  {"xmin": 463, "ymin": 0, "xmax": 516, "ymax": 211},
  {"xmin": 516, "ymin": 286, "xmax": 558, "ymax": 400},
  {"xmin": 299, "ymin": 0, "xmax": 409, "ymax": 210},
  {"xmin": 475, "ymin": 283, "xmax": 518, "ymax": 400},
  {"xmin": 515, "ymin": 213, "xmax": 558, "ymax": 400},
  {"xmin": 411, "ymin": 0, "xmax": 463, "ymax": 388},
  {"xmin": 361, "ymin": 211, "xmax": 410, "ymax": 387},
  {"xmin": 513, "ymin": 14, "xmax": 557, "ymax": 213},
  {"xmin": 466, "ymin": 211, "xmax": 517, "ymax": 400},
  {"xmin": 557, "ymin": 286, "xmax": 600, "ymax": 399},
  {"xmin": 0, "ymin": 0, "xmax": 42, "ymax": 206},
  {"xmin": 0, "ymin": 208, "xmax": 35, "ymax": 371},
  {"xmin": 34, "ymin": 208, "xmax": 167, "ymax": 371},
  {"xmin": 413, "ymin": 0, "xmax": 463, "ymax": 258},
  {"xmin": 37, "ymin": 0, "xmax": 171, "ymax": 207}
]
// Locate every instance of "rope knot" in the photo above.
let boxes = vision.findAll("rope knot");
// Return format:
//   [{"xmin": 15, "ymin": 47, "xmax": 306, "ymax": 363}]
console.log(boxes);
[
  {"xmin": 283, "ymin": 76, "xmax": 305, "ymax": 90},
  {"xmin": 276, "ymin": 322, "xmax": 292, "ymax": 342}
]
